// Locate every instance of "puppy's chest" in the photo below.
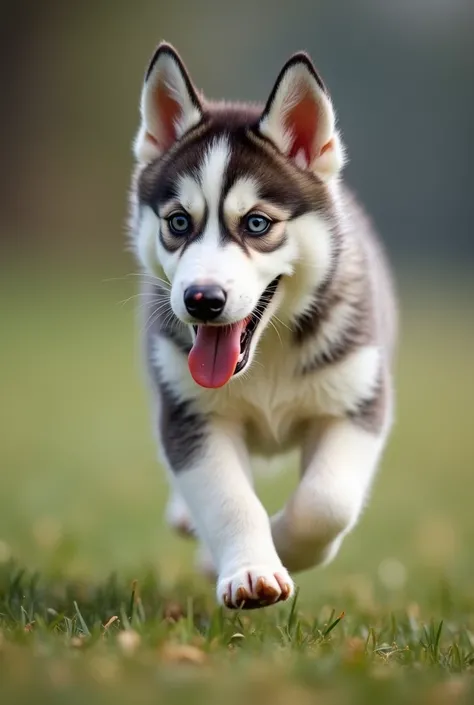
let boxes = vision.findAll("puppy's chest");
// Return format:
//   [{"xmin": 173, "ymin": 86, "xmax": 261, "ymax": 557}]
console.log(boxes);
[
  {"xmin": 208, "ymin": 341, "xmax": 379, "ymax": 453},
  {"xmin": 233, "ymin": 373, "xmax": 314, "ymax": 453},
  {"xmin": 155, "ymin": 333, "xmax": 380, "ymax": 453}
]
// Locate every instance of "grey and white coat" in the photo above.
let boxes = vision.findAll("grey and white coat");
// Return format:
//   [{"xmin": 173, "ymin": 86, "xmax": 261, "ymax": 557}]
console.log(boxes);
[{"xmin": 129, "ymin": 43, "xmax": 397, "ymax": 609}]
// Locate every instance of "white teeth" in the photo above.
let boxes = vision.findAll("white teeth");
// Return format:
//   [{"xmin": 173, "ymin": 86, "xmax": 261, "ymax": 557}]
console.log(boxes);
[{"xmin": 238, "ymin": 352, "xmax": 244, "ymax": 363}]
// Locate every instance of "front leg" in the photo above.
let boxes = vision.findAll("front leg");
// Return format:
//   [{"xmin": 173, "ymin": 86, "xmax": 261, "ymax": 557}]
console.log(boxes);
[
  {"xmin": 158, "ymin": 399, "xmax": 294, "ymax": 609},
  {"xmin": 271, "ymin": 417, "xmax": 388, "ymax": 572}
]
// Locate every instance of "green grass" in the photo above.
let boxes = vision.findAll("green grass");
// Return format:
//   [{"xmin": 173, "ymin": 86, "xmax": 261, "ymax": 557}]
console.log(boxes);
[
  {"xmin": 0, "ymin": 259, "xmax": 473, "ymax": 703},
  {"xmin": 1, "ymin": 567, "xmax": 474, "ymax": 705}
]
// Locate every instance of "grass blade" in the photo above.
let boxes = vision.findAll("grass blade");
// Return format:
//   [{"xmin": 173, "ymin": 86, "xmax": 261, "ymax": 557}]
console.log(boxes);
[
  {"xmin": 73, "ymin": 601, "xmax": 91, "ymax": 637},
  {"xmin": 322, "ymin": 611, "xmax": 345, "ymax": 638}
]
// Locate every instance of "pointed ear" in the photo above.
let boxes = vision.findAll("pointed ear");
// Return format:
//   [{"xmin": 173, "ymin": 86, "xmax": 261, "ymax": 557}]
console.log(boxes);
[
  {"xmin": 133, "ymin": 42, "xmax": 204, "ymax": 163},
  {"xmin": 258, "ymin": 53, "xmax": 345, "ymax": 181}
]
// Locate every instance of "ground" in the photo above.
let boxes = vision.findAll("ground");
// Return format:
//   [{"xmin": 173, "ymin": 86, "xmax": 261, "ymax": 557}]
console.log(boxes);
[{"xmin": 0, "ymin": 261, "xmax": 473, "ymax": 704}]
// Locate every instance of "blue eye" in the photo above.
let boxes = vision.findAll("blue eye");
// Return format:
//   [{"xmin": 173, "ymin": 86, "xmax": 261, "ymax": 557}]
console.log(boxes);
[
  {"xmin": 167, "ymin": 211, "xmax": 192, "ymax": 236},
  {"xmin": 244, "ymin": 213, "xmax": 272, "ymax": 235}
]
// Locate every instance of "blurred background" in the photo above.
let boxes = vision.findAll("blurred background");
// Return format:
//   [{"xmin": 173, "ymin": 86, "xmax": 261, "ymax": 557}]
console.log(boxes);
[{"xmin": 0, "ymin": 0, "xmax": 473, "ymax": 604}]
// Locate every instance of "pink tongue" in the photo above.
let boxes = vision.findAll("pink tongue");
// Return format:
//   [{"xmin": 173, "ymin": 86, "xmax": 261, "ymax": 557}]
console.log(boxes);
[{"xmin": 188, "ymin": 322, "xmax": 246, "ymax": 388}]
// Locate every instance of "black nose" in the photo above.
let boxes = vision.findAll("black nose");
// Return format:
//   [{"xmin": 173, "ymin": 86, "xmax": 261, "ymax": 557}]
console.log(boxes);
[{"xmin": 184, "ymin": 285, "xmax": 227, "ymax": 321}]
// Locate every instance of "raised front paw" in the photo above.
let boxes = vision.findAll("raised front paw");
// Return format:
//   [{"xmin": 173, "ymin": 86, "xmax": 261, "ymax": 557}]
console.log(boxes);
[{"xmin": 217, "ymin": 566, "xmax": 294, "ymax": 610}]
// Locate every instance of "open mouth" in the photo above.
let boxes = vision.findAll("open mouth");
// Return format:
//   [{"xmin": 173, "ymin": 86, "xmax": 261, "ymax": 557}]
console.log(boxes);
[
  {"xmin": 188, "ymin": 276, "xmax": 280, "ymax": 388},
  {"xmin": 234, "ymin": 276, "xmax": 281, "ymax": 374}
]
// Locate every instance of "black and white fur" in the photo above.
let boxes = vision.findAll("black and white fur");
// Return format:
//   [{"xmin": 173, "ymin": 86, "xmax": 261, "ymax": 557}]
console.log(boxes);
[{"xmin": 129, "ymin": 43, "xmax": 397, "ymax": 609}]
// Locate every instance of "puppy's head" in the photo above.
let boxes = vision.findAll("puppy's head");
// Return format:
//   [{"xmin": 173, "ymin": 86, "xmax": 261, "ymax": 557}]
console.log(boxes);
[{"xmin": 132, "ymin": 42, "xmax": 345, "ymax": 388}]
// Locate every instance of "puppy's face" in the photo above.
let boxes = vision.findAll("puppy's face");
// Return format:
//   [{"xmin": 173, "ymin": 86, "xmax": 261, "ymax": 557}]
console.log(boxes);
[{"xmin": 132, "ymin": 43, "xmax": 345, "ymax": 388}]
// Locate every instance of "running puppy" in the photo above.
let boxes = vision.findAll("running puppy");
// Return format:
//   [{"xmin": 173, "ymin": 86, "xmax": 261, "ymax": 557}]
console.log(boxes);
[{"xmin": 129, "ymin": 43, "xmax": 397, "ymax": 609}]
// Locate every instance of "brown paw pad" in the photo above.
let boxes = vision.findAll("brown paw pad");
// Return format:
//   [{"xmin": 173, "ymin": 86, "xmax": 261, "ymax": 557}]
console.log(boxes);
[
  {"xmin": 255, "ymin": 577, "xmax": 280, "ymax": 602},
  {"xmin": 226, "ymin": 574, "xmax": 292, "ymax": 610},
  {"xmin": 274, "ymin": 573, "xmax": 292, "ymax": 600}
]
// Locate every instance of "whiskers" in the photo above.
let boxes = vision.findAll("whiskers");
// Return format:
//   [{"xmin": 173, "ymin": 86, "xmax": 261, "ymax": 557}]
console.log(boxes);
[
  {"xmin": 141, "ymin": 297, "xmax": 176, "ymax": 337},
  {"xmin": 272, "ymin": 314, "xmax": 293, "ymax": 335},
  {"xmin": 117, "ymin": 291, "xmax": 170, "ymax": 309},
  {"xmin": 251, "ymin": 306, "xmax": 283, "ymax": 347},
  {"xmin": 252, "ymin": 288, "xmax": 294, "ymax": 347},
  {"xmin": 102, "ymin": 270, "xmax": 174, "ymax": 333},
  {"xmin": 103, "ymin": 271, "xmax": 172, "ymax": 292},
  {"xmin": 104, "ymin": 271, "xmax": 177, "ymax": 336}
]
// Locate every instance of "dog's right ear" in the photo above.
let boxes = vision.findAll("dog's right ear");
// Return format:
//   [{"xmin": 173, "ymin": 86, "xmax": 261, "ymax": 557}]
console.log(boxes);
[{"xmin": 133, "ymin": 42, "xmax": 204, "ymax": 163}]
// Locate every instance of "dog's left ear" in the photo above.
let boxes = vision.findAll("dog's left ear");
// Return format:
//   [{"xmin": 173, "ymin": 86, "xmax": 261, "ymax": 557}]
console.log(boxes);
[
  {"xmin": 134, "ymin": 42, "xmax": 204, "ymax": 163},
  {"xmin": 258, "ymin": 53, "xmax": 345, "ymax": 181}
]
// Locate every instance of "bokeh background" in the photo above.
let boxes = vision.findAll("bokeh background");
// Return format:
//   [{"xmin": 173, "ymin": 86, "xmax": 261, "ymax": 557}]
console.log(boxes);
[{"xmin": 1, "ymin": 0, "xmax": 473, "ymax": 604}]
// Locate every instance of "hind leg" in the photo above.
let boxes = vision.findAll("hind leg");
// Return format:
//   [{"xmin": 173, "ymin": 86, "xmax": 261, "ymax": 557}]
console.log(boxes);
[
  {"xmin": 194, "ymin": 542, "xmax": 216, "ymax": 579},
  {"xmin": 165, "ymin": 489, "xmax": 217, "ymax": 578},
  {"xmin": 165, "ymin": 488, "xmax": 197, "ymax": 538}
]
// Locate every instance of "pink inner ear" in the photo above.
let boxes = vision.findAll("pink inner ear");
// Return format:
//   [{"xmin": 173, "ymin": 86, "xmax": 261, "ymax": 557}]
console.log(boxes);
[
  {"xmin": 155, "ymin": 80, "xmax": 182, "ymax": 149},
  {"xmin": 285, "ymin": 86, "xmax": 319, "ymax": 165}
]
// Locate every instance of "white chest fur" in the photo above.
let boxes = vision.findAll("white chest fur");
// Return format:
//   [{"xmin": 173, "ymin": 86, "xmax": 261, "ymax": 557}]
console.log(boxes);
[{"xmin": 153, "ymin": 327, "xmax": 380, "ymax": 455}]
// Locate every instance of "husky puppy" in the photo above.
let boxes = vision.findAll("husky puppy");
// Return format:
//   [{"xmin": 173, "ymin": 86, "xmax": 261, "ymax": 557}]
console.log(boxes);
[{"xmin": 129, "ymin": 42, "xmax": 397, "ymax": 609}]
